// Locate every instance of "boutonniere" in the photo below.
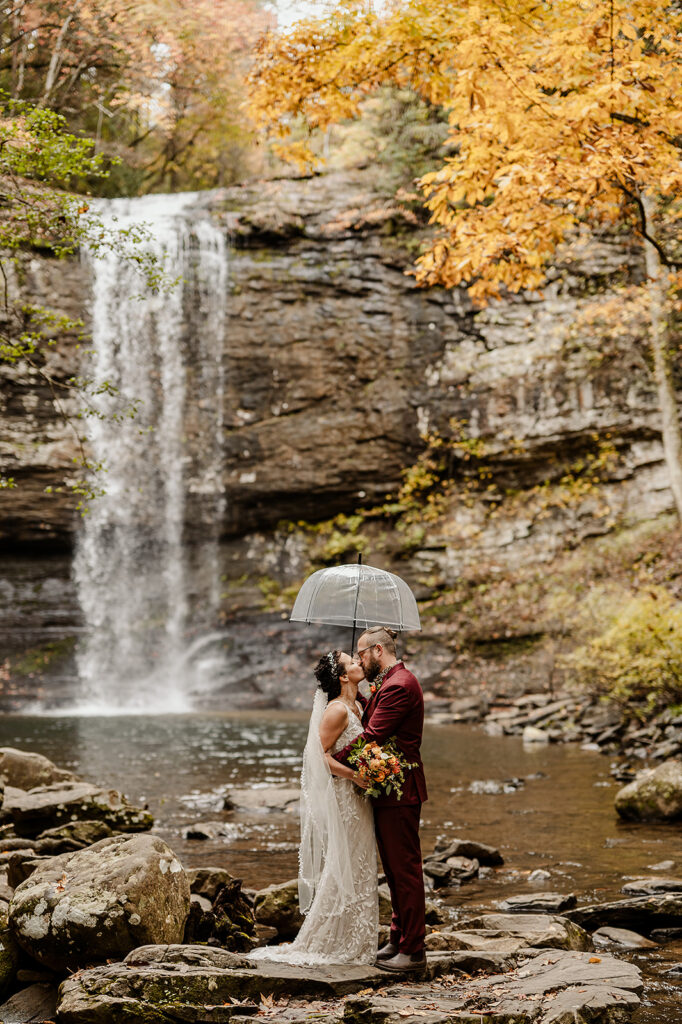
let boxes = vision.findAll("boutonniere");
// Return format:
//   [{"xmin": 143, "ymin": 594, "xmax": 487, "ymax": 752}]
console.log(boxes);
[{"xmin": 370, "ymin": 667, "xmax": 391, "ymax": 696}]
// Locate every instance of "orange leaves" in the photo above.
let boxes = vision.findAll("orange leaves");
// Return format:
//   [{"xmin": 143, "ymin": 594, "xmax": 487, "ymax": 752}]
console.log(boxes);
[{"xmin": 247, "ymin": 0, "xmax": 682, "ymax": 300}]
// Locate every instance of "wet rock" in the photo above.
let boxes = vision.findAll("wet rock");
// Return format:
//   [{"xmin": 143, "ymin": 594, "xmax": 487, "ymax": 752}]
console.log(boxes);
[
  {"xmin": 593, "ymin": 926, "xmax": 657, "ymax": 949},
  {"xmin": 523, "ymin": 725, "xmax": 550, "ymax": 743},
  {"xmin": 9, "ymin": 833, "xmax": 190, "ymax": 970},
  {"xmin": 343, "ymin": 949, "xmax": 642, "ymax": 1023},
  {"xmin": 378, "ymin": 883, "xmax": 393, "ymax": 924},
  {"xmin": 183, "ymin": 820, "xmax": 238, "ymax": 840},
  {"xmin": 7, "ymin": 852, "xmax": 52, "ymax": 888},
  {"xmin": 427, "ymin": 837, "xmax": 504, "ymax": 867},
  {"xmin": 469, "ymin": 777, "xmax": 524, "ymax": 794},
  {"xmin": 424, "ymin": 913, "xmax": 590, "ymax": 954},
  {"xmin": 34, "ymin": 819, "xmax": 115, "ymax": 850},
  {"xmin": 188, "ymin": 866, "xmax": 238, "ymax": 901},
  {"xmin": 4, "ymin": 781, "xmax": 153, "ymax": 838},
  {"xmin": 183, "ymin": 875, "xmax": 256, "ymax": 952},
  {"xmin": 224, "ymin": 787, "xmax": 300, "ymax": 813},
  {"xmin": 615, "ymin": 759, "xmax": 682, "ymax": 821},
  {"xmin": 253, "ymin": 878, "xmax": 304, "ymax": 939},
  {"xmin": 568, "ymin": 893, "xmax": 682, "ymax": 935},
  {"xmin": 498, "ymin": 892, "xmax": 577, "ymax": 913},
  {"xmin": 0, "ymin": 899, "xmax": 19, "ymax": 997},
  {"xmin": 621, "ymin": 876, "xmax": 682, "ymax": 895},
  {"xmin": 648, "ymin": 859, "xmax": 676, "ymax": 871},
  {"xmin": 423, "ymin": 855, "xmax": 479, "ymax": 888},
  {"xmin": 0, "ymin": 748, "xmax": 77, "ymax": 791},
  {"xmin": 650, "ymin": 926, "xmax": 682, "ymax": 942},
  {"xmin": 0, "ymin": 982, "xmax": 57, "ymax": 1023},
  {"xmin": 448, "ymin": 696, "xmax": 488, "ymax": 722},
  {"xmin": 57, "ymin": 943, "xmax": 387, "ymax": 1021}
]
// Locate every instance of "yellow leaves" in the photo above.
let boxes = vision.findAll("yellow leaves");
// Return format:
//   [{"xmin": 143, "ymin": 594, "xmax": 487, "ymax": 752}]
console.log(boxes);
[{"xmin": 247, "ymin": 0, "xmax": 682, "ymax": 301}]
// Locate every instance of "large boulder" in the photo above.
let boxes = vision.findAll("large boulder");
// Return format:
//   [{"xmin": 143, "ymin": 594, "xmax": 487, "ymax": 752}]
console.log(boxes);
[
  {"xmin": 0, "ymin": 982, "xmax": 57, "ymax": 1023},
  {"xmin": 3, "ymin": 782, "xmax": 153, "ymax": 838},
  {"xmin": 615, "ymin": 759, "xmax": 682, "ymax": 820},
  {"xmin": 0, "ymin": 748, "xmax": 77, "ymax": 791},
  {"xmin": 9, "ymin": 834, "xmax": 190, "ymax": 970},
  {"xmin": 0, "ymin": 899, "xmax": 19, "ymax": 998},
  {"xmin": 254, "ymin": 878, "xmax": 304, "ymax": 939}
]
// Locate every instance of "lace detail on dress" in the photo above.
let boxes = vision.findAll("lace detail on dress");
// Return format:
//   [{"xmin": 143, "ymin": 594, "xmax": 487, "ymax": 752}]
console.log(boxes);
[{"xmin": 249, "ymin": 703, "xmax": 378, "ymax": 966}]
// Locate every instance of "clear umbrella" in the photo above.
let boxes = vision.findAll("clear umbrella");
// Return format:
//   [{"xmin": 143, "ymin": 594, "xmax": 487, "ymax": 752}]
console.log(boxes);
[{"xmin": 290, "ymin": 561, "xmax": 421, "ymax": 649}]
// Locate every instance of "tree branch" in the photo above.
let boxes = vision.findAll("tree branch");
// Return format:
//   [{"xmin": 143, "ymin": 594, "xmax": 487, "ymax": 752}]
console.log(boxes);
[{"xmin": 617, "ymin": 183, "xmax": 682, "ymax": 269}]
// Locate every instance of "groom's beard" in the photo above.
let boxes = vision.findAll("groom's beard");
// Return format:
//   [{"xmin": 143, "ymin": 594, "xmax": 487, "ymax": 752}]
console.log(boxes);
[{"xmin": 364, "ymin": 653, "xmax": 382, "ymax": 682}]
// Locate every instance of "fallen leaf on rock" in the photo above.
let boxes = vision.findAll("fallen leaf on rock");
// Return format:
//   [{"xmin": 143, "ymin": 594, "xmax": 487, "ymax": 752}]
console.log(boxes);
[{"xmin": 589, "ymin": 957, "xmax": 602, "ymax": 963}]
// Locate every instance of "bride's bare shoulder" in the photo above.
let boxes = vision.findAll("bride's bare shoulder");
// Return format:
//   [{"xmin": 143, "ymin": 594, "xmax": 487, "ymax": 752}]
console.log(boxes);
[{"xmin": 322, "ymin": 700, "xmax": 348, "ymax": 724}]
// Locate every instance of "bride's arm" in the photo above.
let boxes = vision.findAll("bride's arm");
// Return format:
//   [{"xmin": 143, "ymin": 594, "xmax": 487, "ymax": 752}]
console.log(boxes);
[{"xmin": 319, "ymin": 706, "xmax": 370, "ymax": 787}]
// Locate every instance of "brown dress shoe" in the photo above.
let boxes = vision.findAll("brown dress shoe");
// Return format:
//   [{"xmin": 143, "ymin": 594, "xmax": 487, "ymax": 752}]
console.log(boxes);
[
  {"xmin": 376, "ymin": 951, "xmax": 427, "ymax": 973},
  {"xmin": 375, "ymin": 941, "xmax": 399, "ymax": 961}
]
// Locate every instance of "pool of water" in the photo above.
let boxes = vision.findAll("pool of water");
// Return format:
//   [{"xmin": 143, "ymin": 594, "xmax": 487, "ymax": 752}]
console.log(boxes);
[{"xmin": 0, "ymin": 714, "xmax": 679, "ymax": 1020}]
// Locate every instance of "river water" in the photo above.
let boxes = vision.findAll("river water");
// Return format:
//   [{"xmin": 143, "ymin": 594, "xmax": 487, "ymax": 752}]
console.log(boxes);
[{"xmin": 0, "ymin": 713, "xmax": 679, "ymax": 1019}]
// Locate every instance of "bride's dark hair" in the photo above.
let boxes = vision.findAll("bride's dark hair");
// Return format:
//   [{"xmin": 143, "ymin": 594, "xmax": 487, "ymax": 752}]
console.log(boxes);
[{"xmin": 314, "ymin": 650, "xmax": 344, "ymax": 700}]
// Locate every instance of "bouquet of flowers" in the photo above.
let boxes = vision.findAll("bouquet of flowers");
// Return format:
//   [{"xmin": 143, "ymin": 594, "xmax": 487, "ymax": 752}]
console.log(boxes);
[{"xmin": 348, "ymin": 736, "xmax": 417, "ymax": 799}]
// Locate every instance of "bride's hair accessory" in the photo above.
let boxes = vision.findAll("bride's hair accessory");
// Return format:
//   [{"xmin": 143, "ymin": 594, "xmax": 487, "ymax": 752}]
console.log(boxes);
[{"xmin": 314, "ymin": 650, "xmax": 342, "ymax": 700}]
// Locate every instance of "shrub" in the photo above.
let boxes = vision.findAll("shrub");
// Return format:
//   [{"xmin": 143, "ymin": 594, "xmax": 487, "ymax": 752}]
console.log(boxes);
[{"xmin": 566, "ymin": 587, "xmax": 682, "ymax": 716}]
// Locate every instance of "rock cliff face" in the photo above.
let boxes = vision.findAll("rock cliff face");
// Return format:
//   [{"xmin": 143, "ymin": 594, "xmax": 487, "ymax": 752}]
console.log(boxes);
[
  {"xmin": 0, "ymin": 169, "xmax": 673, "ymax": 552},
  {"xmin": 0, "ymin": 168, "xmax": 677, "ymax": 707}
]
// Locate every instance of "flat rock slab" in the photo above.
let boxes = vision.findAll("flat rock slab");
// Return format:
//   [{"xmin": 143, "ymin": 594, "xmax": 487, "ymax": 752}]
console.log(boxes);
[
  {"xmin": 342, "ymin": 950, "xmax": 642, "ymax": 1023},
  {"xmin": 57, "ymin": 943, "xmax": 388, "ymax": 1022},
  {"xmin": 3, "ymin": 782, "xmax": 153, "ymax": 838},
  {"xmin": 621, "ymin": 876, "xmax": 682, "ymax": 895},
  {"xmin": 568, "ymin": 893, "xmax": 682, "ymax": 934},
  {"xmin": 498, "ymin": 892, "xmax": 577, "ymax": 913},
  {"xmin": 593, "ymin": 927, "xmax": 657, "ymax": 950}
]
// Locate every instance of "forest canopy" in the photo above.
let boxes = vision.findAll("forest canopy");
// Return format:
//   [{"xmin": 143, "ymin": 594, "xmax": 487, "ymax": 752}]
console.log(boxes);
[{"xmin": 0, "ymin": 0, "xmax": 272, "ymax": 193}]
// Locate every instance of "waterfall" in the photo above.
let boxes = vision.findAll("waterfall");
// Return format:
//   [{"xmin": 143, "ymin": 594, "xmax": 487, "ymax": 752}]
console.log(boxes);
[{"xmin": 73, "ymin": 193, "xmax": 227, "ymax": 712}]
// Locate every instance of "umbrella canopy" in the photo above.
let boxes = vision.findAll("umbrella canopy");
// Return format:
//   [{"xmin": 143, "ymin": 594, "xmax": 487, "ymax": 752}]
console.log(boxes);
[{"xmin": 290, "ymin": 562, "xmax": 421, "ymax": 632}]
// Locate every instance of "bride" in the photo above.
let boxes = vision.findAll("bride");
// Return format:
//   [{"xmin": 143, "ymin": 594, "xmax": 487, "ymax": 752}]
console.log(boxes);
[{"xmin": 249, "ymin": 650, "xmax": 379, "ymax": 965}]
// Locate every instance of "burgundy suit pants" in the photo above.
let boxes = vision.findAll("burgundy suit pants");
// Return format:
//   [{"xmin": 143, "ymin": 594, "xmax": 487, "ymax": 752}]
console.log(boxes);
[{"xmin": 374, "ymin": 802, "xmax": 425, "ymax": 954}]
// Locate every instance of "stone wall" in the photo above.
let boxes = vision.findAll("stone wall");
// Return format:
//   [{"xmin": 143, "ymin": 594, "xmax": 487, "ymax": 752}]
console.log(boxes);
[{"xmin": 0, "ymin": 168, "xmax": 678, "ymax": 707}]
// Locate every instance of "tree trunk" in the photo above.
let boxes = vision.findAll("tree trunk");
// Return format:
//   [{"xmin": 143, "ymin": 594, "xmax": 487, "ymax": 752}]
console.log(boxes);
[
  {"xmin": 641, "ymin": 194, "xmax": 682, "ymax": 520},
  {"xmin": 42, "ymin": 4, "xmax": 79, "ymax": 106}
]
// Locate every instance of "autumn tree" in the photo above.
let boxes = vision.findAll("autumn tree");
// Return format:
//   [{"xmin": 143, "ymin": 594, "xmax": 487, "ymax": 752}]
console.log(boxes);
[
  {"xmin": 0, "ymin": 98, "xmax": 162, "ymax": 496},
  {"xmin": 0, "ymin": 0, "xmax": 271, "ymax": 193},
  {"xmin": 248, "ymin": 0, "xmax": 682, "ymax": 517}
]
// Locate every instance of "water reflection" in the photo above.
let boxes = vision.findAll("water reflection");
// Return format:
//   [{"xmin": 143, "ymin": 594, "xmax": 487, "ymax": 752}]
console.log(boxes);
[
  {"xmin": 0, "ymin": 715, "xmax": 677, "ymax": 901},
  {"xmin": 0, "ymin": 713, "xmax": 679, "ymax": 1020}
]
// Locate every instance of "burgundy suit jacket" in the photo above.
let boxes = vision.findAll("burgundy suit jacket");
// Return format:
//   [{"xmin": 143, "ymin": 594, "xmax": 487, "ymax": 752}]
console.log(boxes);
[{"xmin": 335, "ymin": 662, "xmax": 427, "ymax": 806}]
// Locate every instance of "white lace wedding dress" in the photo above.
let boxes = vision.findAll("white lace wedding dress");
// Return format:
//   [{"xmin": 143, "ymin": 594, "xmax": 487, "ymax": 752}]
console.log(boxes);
[{"xmin": 249, "ymin": 696, "xmax": 378, "ymax": 966}]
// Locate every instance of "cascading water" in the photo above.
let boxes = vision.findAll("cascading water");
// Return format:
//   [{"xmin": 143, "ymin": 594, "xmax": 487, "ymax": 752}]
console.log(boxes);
[{"xmin": 73, "ymin": 193, "xmax": 227, "ymax": 712}]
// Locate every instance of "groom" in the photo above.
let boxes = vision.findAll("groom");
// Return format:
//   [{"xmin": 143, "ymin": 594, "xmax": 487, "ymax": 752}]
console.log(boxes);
[{"xmin": 335, "ymin": 625, "xmax": 427, "ymax": 973}]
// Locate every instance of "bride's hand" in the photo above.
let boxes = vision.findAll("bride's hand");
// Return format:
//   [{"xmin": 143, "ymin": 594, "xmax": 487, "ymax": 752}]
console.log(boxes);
[{"xmin": 353, "ymin": 773, "xmax": 371, "ymax": 789}]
